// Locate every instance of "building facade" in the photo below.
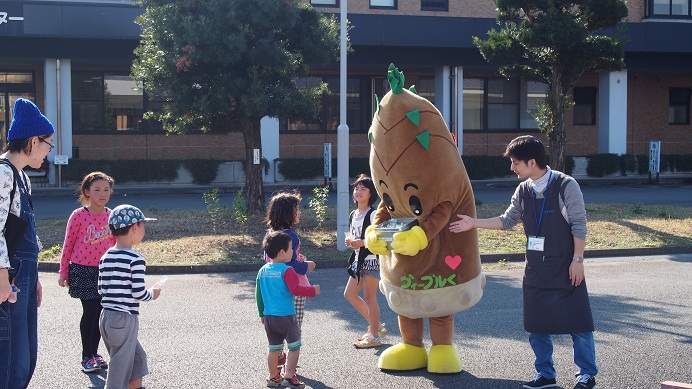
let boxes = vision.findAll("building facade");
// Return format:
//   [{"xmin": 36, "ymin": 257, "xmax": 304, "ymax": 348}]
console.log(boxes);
[{"xmin": 1, "ymin": 0, "xmax": 691, "ymax": 184}]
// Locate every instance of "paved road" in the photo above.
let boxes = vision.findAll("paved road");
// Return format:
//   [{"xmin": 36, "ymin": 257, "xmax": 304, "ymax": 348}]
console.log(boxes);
[
  {"xmin": 32, "ymin": 181, "xmax": 692, "ymax": 220},
  {"xmin": 30, "ymin": 254, "xmax": 692, "ymax": 389}
]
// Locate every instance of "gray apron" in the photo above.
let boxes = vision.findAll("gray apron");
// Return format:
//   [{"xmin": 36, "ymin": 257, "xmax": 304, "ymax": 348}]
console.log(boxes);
[{"xmin": 521, "ymin": 174, "xmax": 594, "ymax": 334}]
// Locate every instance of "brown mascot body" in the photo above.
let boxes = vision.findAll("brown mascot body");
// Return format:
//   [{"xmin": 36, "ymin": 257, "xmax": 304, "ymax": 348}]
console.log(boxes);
[{"xmin": 365, "ymin": 64, "xmax": 485, "ymax": 374}]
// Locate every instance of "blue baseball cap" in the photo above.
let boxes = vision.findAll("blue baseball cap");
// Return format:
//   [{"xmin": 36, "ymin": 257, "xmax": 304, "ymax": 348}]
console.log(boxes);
[{"xmin": 108, "ymin": 204, "xmax": 157, "ymax": 229}]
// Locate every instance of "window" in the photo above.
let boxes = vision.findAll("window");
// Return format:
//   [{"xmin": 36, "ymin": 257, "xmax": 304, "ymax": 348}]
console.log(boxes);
[
  {"xmin": 462, "ymin": 78, "xmax": 546, "ymax": 132},
  {"xmin": 72, "ymin": 72, "xmax": 163, "ymax": 133},
  {"xmin": 646, "ymin": 0, "xmax": 692, "ymax": 17},
  {"xmin": 282, "ymin": 77, "xmax": 365, "ymax": 133},
  {"xmin": 463, "ymin": 79, "xmax": 484, "ymax": 130},
  {"xmin": 373, "ymin": 77, "xmax": 390, "ymax": 115},
  {"xmin": 669, "ymin": 88, "xmax": 691, "ymax": 125},
  {"xmin": 522, "ymin": 81, "xmax": 547, "ymax": 128},
  {"xmin": 488, "ymin": 79, "xmax": 519, "ymax": 130},
  {"xmin": 370, "ymin": 0, "xmax": 396, "ymax": 9},
  {"xmin": 310, "ymin": 0, "xmax": 338, "ymax": 7},
  {"xmin": 573, "ymin": 87, "xmax": 597, "ymax": 125},
  {"xmin": 421, "ymin": 0, "xmax": 448, "ymax": 12},
  {"xmin": 0, "ymin": 73, "xmax": 33, "ymax": 84},
  {"xmin": 416, "ymin": 77, "xmax": 436, "ymax": 105},
  {"xmin": 104, "ymin": 75, "xmax": 144, "ymax": 131}
]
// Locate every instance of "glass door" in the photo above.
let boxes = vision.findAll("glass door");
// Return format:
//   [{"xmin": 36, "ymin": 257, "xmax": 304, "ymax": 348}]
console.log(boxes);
[
  {"xmin": 1, "ymin": 93, "xmax": 35, "ymax": 146},
  {"xmin": 0, "ymin": 72, "xmax": 36, "ymax": 146}
]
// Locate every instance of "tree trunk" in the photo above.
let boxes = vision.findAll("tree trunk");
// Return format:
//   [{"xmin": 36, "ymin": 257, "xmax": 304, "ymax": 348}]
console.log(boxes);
[{"xmin": 241, "ymin": 119, "xmax": 265, "ymax": 214}]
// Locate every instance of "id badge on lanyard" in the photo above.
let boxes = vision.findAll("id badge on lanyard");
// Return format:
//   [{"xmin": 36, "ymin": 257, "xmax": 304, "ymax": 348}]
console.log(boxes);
[{"xmin": 528, "ymin": 236, "xmax": 545, "ymax": 251}]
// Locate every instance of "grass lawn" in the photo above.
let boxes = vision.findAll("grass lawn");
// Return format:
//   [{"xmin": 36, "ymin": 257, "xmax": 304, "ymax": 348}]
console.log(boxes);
[{"xmin": 36, "ymin": 203, "xmax": 692, "ymax": 266}]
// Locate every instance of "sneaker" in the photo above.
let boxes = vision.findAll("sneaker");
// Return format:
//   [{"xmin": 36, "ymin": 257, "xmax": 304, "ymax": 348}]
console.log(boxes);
[
  {"xmin": 523, "ymin": 373, "xmax": 557, "ymax": 389},
  {"xmin": 81, "ymin": 356, "xmax": 101, "ymax": 373},
  {"xmin": 358, "ymin": 322, "xmax": 387, "ymax": 341},
  {"xmin": 574, "ymin": 374, "xmax": 596, "ymax": 389},
  {"xmin": 281, "ymin": 374, "xmax": 305, "ymax": 389},
  {"xmin": 277, "ymin": 350, "xmax": 286, "ymax": 366},
  {"xmin": 94, "ymin": 354, "xmax": 108, "ymax": 369},
  {"xmin": 354, "ymin": 334, "xmax": 382, "ymax": 349},
  {"xmin": 266, "ymin": 372, "xmax": 283, "ymax": 388}
]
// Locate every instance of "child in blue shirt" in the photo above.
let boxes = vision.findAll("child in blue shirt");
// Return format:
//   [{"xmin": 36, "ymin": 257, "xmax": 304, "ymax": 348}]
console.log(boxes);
[{"xmin": 257, "ymin": 231, "xmax": 320, "ymax": 389}]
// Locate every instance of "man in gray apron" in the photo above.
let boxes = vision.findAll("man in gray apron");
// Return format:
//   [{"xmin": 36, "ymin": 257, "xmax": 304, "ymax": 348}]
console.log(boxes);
[{"xmin": 449, "ymin": 135, "xmax": 597, "ymax": 389}]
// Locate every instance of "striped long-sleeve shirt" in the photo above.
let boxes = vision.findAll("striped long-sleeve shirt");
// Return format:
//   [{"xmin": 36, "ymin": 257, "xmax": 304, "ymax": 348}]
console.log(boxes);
[{"xmin": 98, "ymin": 248, "xmax": 153, "ymax": 314}]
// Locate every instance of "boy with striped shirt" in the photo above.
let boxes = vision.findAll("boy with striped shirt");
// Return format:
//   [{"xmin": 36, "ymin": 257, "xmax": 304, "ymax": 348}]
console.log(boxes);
[{"xmin": 98, "ymin": 204, "xmax": 159, "ymax": 389}]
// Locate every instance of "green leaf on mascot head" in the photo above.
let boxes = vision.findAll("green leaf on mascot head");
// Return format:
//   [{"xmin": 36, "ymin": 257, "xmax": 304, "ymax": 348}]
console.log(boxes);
[
  {"xmin": 409, "ymin": 85, "xmax": 417, "ymax": 94},
  {"xmin": 375, "ymin": 93, "xmax": 380, "ymax": 114},
  {"xmin": 416, "ymin": 130, "xmax": 430, "ymax": 150},
  {"xmin": 368, "ymin": 127, "xmax": 373, "ymax": 143},
  {"xmin": 406, "ymin": 109, "xmax": 420, "ymax": 126},
  {"xmin": 387, "ymin": 63, "xmax": 405, "ymax": 94}
]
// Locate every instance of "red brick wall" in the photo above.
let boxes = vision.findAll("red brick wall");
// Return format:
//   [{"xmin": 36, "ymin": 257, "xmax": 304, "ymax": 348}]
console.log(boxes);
[
  {"xmin": 628, "ymin": 74, "xmax": 692, "ymax": 155},
  {"xmin": 628, "ymin": 0, "xmax": 645, "ymax": 22},
  {"xmin": 308, "ymin": 0, "xmax": 639, "ymax": 20},
  {"xmin": 73, "ymin": 133, "xmax": 246, "ymax": 160},
  {"xmin": 279, "ymin": 133, "xmax": 371, "ymax": 158}
]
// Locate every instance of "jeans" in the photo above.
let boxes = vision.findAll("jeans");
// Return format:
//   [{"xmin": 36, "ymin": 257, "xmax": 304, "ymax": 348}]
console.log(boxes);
[
  {"xmin": 529, "ymin": 332, "xmax": 598, "ymax": 379},
  {"xmin": 0, "ymin": 260, "xmax": 39, "ymax": 389},
  {"xmin": 0, "ymin": 183, "xmax": 40, "ymax": 389}
]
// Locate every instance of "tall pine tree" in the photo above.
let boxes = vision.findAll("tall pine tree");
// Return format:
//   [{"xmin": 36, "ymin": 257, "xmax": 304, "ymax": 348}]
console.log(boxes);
[{"xmin": 474, "ymin": 0, "xmax": 628, "ymax": 170}]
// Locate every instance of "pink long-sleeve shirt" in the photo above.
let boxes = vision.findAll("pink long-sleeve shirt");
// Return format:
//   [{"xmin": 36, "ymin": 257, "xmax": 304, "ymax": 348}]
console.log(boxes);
[{"xmin": 58, "ymin": 207, "xmax": 116, "ymax": 276}]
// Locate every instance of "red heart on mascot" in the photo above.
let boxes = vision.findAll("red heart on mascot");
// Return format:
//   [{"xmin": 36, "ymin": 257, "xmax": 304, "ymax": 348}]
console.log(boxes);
[{"xmin": 445, "ymin": 255, "xmax": 462, "ymax": 270}]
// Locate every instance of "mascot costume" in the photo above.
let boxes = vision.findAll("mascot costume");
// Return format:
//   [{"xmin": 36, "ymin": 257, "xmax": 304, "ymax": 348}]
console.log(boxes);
[{"xmin": 365, "ymin": 64, "xmax": 485, "ymax": 374}]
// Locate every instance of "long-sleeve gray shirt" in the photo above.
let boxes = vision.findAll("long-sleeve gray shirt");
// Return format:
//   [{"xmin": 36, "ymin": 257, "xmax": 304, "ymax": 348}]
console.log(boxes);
[{"xmin": 498, "ymin": 168, "xmax": 587, "ymax": 240}]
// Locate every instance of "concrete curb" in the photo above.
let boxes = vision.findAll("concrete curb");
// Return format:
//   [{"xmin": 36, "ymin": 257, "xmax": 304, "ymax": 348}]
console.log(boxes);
[{"xmin": 37, "ymin": 245, "xmax": 691, "ymax": 275}]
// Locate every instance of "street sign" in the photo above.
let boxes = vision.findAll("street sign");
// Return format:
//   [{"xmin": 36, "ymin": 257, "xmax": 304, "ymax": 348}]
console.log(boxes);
[
  {"xmin": 53, "ymin": 155, "xmax": 68, "ymax": 165},
  {"xmin": 253, "ymin": 149, "xmax": 260, "ymax": 165},
  {"xmin": 649, "ymin": 141, "xmax": 661, "ymax": 173},
  {"xmin": 324, "ymin": 142, "xmax": 332, "ymax": 178}
]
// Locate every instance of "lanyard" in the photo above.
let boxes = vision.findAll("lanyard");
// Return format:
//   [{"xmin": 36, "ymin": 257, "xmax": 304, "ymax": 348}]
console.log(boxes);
[{"xmin": 531, "ymin": 170, "xmax": 552, "ymax": 235}]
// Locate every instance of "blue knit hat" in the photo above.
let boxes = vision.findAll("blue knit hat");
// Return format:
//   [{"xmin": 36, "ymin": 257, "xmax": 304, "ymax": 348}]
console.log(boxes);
[{"xmin": 8, "ymin": 98, "xmax": 55, "ymax": 141}]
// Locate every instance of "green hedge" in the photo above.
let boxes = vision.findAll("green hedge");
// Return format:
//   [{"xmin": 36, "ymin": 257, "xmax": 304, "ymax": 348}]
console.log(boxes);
[
  {"xmin": 462, "ymin": 156, "xmax": 511, "ymax": 179},
  {"xmin": 61, "ymin": 153, "xmax": 691, "ymax": 184},
  {"xmin": 590, "ymin": 154, "xmax": 692, "ymax": 177},
  {"xmin": 183, "ymin": 159, "xmax": 221, "ymax": 185},
  {"xmin": 277, "ymin": 156, "xmax": 534, "ymax": 181},
  {"xmin": 586, "ymin": 154, "xmax": 620, "ymax": 177}
]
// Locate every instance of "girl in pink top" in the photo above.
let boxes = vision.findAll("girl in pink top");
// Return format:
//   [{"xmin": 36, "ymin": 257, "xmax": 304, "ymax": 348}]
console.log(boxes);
[{"xmin": 58, "ymin": 172, "xmax": 116, "ymax": 374}]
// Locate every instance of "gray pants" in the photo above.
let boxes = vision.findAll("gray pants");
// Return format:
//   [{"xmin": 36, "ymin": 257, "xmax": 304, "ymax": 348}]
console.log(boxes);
[{"xmin": 99, "ymin": 310, "xmax": 149, "ymax": 389}]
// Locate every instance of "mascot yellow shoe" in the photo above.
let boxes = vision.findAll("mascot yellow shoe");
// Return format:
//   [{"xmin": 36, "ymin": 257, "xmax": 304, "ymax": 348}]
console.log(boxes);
[
  {"xmin": 428, "ymin": 345, "xmax": 462, "ymax": 374},
  {"xmin": 377, "ymin": 343, "xmax": 428, "ymax": 371}
]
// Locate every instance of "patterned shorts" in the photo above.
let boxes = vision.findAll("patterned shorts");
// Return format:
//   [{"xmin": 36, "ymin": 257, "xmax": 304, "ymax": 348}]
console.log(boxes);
[{"xmin": 68, "ymin": 263, "xmax": 100, "ymax": 300}]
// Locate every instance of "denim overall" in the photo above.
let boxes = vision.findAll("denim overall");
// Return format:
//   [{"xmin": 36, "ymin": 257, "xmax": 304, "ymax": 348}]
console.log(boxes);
[{"xmin": 0, "ymin": 175, "xmax": 39, "ymax": 389}]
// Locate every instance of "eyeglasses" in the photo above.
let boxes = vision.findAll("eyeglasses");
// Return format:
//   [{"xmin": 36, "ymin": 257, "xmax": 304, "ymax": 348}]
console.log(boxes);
[{"xmin": 39, "ymin": 138, "xmax": 55, "ymax": 151}]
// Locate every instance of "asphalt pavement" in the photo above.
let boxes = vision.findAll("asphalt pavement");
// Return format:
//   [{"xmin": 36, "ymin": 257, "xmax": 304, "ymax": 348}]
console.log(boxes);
[{"xmin": 30, "ymin": 254, "xmax": 692, "ymax": 388}]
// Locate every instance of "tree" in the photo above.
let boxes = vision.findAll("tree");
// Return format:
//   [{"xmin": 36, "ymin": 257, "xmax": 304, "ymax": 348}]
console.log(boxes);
[
  {"xmin": 132, "ymin": 0, "xmax": 340, "ymax": 212},
  {"xmin": 474, "ymin": 0, "xmax": 628, "ymax": 171}
]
